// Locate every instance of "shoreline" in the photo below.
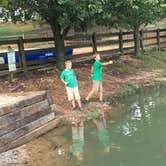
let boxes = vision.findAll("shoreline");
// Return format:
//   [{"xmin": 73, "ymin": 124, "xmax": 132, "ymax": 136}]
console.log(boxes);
[
  {"xmin": 0, "ymin": 54, "xmax": 166, "ymax": 165},
  {"xmin": 0, "ymin": 55, "xmax": 166, "ymax": 115}
]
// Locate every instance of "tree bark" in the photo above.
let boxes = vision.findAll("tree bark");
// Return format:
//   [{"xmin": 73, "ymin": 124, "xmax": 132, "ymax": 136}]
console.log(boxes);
[
  {"xmin": 50, "ymin": 21, "xmax": 65, "ymax": 70},
  {"xmin": 134, "ymin": 25, "xmax": 141, "ymax": 56}
]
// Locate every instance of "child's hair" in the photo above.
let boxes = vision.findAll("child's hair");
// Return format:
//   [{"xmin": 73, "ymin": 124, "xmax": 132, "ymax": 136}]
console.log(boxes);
[
  {"xmin": 65, "ymin": 60, "xmax": 72, "ymax": 65},
  {"xmin": 93, "ymin": 53, "xmax": 100, "ymax": 58},
  {"xmin": 8, "ymin": 46, "xmax": 12, "ymax": 50}
]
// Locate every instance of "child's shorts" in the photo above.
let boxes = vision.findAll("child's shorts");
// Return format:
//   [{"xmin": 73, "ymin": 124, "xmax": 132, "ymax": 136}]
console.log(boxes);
[
  {"xmin": 92, "ymin": 80, "xmax": 103, "ymax": 93},
  {"xmin": 66, "ymin": 86, "xmax": 81, "ymax": 101}
]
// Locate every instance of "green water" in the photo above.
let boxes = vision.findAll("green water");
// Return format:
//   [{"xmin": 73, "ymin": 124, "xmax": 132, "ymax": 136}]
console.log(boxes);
[{"xmin": 22, "ymin": 84, "xmax": 166, "ymax": 166}]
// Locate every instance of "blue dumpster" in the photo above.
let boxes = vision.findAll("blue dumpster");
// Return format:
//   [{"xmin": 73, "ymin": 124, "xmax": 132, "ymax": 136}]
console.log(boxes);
[
  {"xmin": 38, "ymin": 56, "xmax": 48, "ymax": 65},
  {"xmin": 4, "ymin": 48, "xmax": 73, "ymax": 64}
]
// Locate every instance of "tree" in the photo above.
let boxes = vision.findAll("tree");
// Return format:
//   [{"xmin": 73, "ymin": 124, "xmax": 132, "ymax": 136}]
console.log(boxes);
[
  {"xmin": 0, "ymin": 0, "xmax": 107, "ymax": 69},
  {"xmin": 103, "ymin": 0, "xmax": 165, "ymax": 56}
]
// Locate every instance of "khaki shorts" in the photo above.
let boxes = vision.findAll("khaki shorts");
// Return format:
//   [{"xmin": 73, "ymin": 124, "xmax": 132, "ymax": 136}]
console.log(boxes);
[
  {"xmin": 92, "ymin": 80, "xmax": 103, "ymax": 93},
  {"xmin": 66, "ymin": 86, "xmax": 81, "ymax": 101}
]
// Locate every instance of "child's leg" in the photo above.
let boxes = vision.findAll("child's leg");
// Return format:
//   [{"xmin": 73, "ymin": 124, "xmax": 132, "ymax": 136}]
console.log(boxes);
[
  {"xmin": 86, "ymin": 89, "xmax": 95, "ymax": 101},
  {"xmin": 99, "ymin": 90, "xmax": 103, "ymax": 101},
  {"xmin": 99, "ymin": 81, "xmax": 103, "ymax": 102},
  {"xmin": 86, "ymin": 81, "xmax": 98, "ymax": 101},
  {"xmin": 77, "ymin": 99, "xmax": 82, "ymax": 108},
  {"xmin": 74, "ymin": 87, "xmax": 82, "ymax": 108},
  {"xmin": 66, "ymin": 87, "xmax": 76, "ymax": 108},
  {"xmin": 71, "ymin": 100, "xmax": 76, "ymax": 108}
]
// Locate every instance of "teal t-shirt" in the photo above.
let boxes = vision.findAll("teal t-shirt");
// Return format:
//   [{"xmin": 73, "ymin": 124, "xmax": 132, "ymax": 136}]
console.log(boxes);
[
  {"xmin": 97, "ymin": 129, "xmax": 110, "ymax": 147},
  {"xmin": 92, "ymin": 61, "xmax": 103, "ymax": 81},
  {"xmin": 71, "ymin": 139, "xmax": 84, "ymax": 156},
  {"xmin": 60, "ymin": 69, "xmax": 78, "ymax": 88}
]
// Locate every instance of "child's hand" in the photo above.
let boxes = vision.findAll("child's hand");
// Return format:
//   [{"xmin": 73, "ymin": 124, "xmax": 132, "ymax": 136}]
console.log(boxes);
[
  {"xmin": 109, "ymin": 60, "xmax": 113, "ymax": 64},
  {"xmin": 65, "ymin": 82, "xmax": 68, "ymax": 85}
]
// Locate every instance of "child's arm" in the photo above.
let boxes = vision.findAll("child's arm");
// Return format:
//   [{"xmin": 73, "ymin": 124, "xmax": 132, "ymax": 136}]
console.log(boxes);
[
  {"xmin": 102, "ymin": 60, "xmax": 113, "ymax": 66},
  {"xmin": 91, "ymin": 67, "xmax": 94, "ymax": 74},
  {"xmin": 61, "ymin": 79, "xmax": 68, "ymax": 85},
  {"xmin": 60, "ymin": 72, "xmax": 68, "ymax": 85}
]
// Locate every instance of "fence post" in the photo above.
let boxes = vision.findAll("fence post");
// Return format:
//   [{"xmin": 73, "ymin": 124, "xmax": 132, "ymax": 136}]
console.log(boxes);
[
  {"xmin": 18, "ymin": 37, "xmax": 27, "ymax": 74},
  {"xmin": 92, "ymin": 32, "xmax": 97, "ymax": 53},
  {"xmin": 118, "ymin": 30, "xmax": 123, "ymax": 55},
  {"xmin": 156, "ymin": 29, "xmax": 160, "ymax": 50},
  {"xmin": 140, "ymin": 30, "xmax": 144, "ymax": 53}
]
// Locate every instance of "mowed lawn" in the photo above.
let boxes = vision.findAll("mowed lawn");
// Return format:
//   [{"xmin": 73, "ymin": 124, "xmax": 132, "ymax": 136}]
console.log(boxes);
[{"xmin": 0, "ymin": 22, "xmax": 43, "ymax": 38}]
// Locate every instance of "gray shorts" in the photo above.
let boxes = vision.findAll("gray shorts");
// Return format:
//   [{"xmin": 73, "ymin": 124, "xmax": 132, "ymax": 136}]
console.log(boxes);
[{"xmin": 92, "ymin": 80, "xmax": 103, "ymax": 93}]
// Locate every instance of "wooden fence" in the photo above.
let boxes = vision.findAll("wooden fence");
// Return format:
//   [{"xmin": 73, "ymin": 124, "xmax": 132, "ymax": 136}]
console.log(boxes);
[{"xmin": 0, "ymin": 28, "xmax": 166, "ymax": 76}]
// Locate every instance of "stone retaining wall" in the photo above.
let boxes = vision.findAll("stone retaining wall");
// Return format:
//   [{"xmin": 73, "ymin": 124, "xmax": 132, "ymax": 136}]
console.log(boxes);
[{"xmin": 0, "ymin": 91, "xmax": 56, "ymax": 153}]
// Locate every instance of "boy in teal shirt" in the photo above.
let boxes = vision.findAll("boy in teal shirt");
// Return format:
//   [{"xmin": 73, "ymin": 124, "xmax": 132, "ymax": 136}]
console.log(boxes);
[
  {"xmin": 85, "ymin": 53, "xmax": 113, "ymax": 102},
  {"xmin": 60, "ymin": 60, "xmax": 83, "ymax": 111}
]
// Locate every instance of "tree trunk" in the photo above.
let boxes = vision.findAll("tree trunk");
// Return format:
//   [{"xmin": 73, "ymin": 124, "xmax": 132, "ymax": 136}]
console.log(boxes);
[
  {"xmin": 50, "ymin": 22, "xmax": 65, "ymax": 70},
  {"xmin": 134, "ymin": 25, "xmax": 141, "ymax": 56}
]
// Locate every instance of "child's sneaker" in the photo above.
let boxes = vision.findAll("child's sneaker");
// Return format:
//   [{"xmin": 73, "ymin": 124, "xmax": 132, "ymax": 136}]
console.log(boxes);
[
  {"xmin": 82, "ymin": 99, "xmax": 89, "ymax": 104},
  {"xmin": 79, "ymin": 107, "xmax": 84, "ymax": 111},
  {"xmin": 71, "ymin": 106, "xmax": 77, "ymax": 111},
  {"xmin": 99, "ymin": 100, "xmax": 105, "ymax": 104}
]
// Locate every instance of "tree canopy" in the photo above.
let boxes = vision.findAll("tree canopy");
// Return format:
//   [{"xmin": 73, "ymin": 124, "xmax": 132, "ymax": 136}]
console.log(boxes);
[
  {"xmin": 0, "ymin": 0, "xmax": 107, "ymax": 69},
  {"xmin": 102, "ymin": 0, "xmax": 166, "ymax": 56},
  {"xmin": 0, "ymin": 0, "xmax": 165, "ymax": 66}
]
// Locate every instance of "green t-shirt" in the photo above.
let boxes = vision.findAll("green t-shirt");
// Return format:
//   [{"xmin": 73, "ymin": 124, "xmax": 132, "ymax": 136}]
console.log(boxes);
[
  {"xmin": 97, "ymin": 129, "xmax": 110, "ymax": 147},
  {"xmin": 71, "ymin": 139, "xmax": 84, "ymax": 156},
  {"xmin": 92, "ymin": 61, "xmax": 103, "ymax": 81},
  {"xmin": 60, "ymin": 69, "xmax": 78, "ymax": 88}
]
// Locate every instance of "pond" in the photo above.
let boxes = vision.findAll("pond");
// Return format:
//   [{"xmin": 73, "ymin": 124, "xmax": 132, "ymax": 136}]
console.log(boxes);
[{"xmin": 2, "ymin": 84, "xmax": 166, "ymax": 166}]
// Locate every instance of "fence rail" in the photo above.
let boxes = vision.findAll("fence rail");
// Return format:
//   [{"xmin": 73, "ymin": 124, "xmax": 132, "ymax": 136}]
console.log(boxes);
[{"xmin": 0, "ymin": 28, "xmax": 166, "ymax": 76}]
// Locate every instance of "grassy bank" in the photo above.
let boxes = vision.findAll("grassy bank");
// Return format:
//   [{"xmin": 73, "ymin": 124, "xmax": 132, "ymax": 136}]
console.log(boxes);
[{"xmin": 109, "ymin": 50, "xmax": 166, "ymax": 102}]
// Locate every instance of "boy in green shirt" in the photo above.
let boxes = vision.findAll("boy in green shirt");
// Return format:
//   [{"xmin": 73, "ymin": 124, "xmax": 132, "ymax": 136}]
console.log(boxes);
[
  {"xmin": 60, "ymin": 60, "xmax": 83, "ymax": 111},
  {"xmin": 85, "ymin": 53, "xmax": 113, "ymax": 103}
]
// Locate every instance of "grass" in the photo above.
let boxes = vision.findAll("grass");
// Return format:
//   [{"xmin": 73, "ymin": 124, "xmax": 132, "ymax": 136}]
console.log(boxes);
[
  {"xmin": 111, "ymin": 61, "xmax": 136, "ymax": 74},
  {"xmin": 109, "ymin": 83, "xmax": 137, "ymax": 104},
  {"xmin": 137, "ymin": 50, "xmax": 166, "ymax": 71},
  {"xmin": 0, "ymin": 23, "xmax": 38, "ymax": 38},
  {"xmin": 109, "ymin": 50, "xmax": 166, "ymax": 102},
  {"xmin": 0, "ymin": 22, "xmax": 52, "ymax": 41}
]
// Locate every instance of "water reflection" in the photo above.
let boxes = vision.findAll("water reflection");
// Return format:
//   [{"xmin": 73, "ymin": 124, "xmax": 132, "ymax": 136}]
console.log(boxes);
[
  {"xmin": 115, "ymin": 84, "xmax": 166, "ymax": 138},
  {"xmin": 3, "ymin": 84, "xmax": 166, "ymax": 166},
  {"xmin": 70, "ymin": 118, "xmax": 84, "ymax": 161},
  {"xmin": 92, "ymin": 113, "xmax": 110, "ymax": 153}
]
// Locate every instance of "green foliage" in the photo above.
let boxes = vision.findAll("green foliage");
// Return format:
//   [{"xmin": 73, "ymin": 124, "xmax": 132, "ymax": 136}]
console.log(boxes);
[
  {"xmin": 0, "ymin": 0, "xmax": 108, "ymax": 69},
  {"xmin": 117, "ymin": 83, "xmax": 136, "ymax": 97},
  {"xmin": 136, "ymin": 54, "xmax": 148, "ymax": 61},
  {"xmin": 0, "ymin": 0, "xmax": 8, "ymax": 6},
  {"xmin": 105, "ymin": 0, "xmax": 166, "ymax": 29},
  {"xmin": 124, "ymin": 83, "xmax": 136, "ymax": 93},
  {"xmin": 1, "ymin": 0, "xmax": 107, "ymax": 33},
  {"xmin": 87, "ymin": 108, "xmax": 100, "ymax": 120},
  {"xmin": 0, "ymin": 0, "xmax": 165, "ymax": 68},
  {"xmin": 110, "ymin": 83, "xmax": 136, "ymax": 103}
]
